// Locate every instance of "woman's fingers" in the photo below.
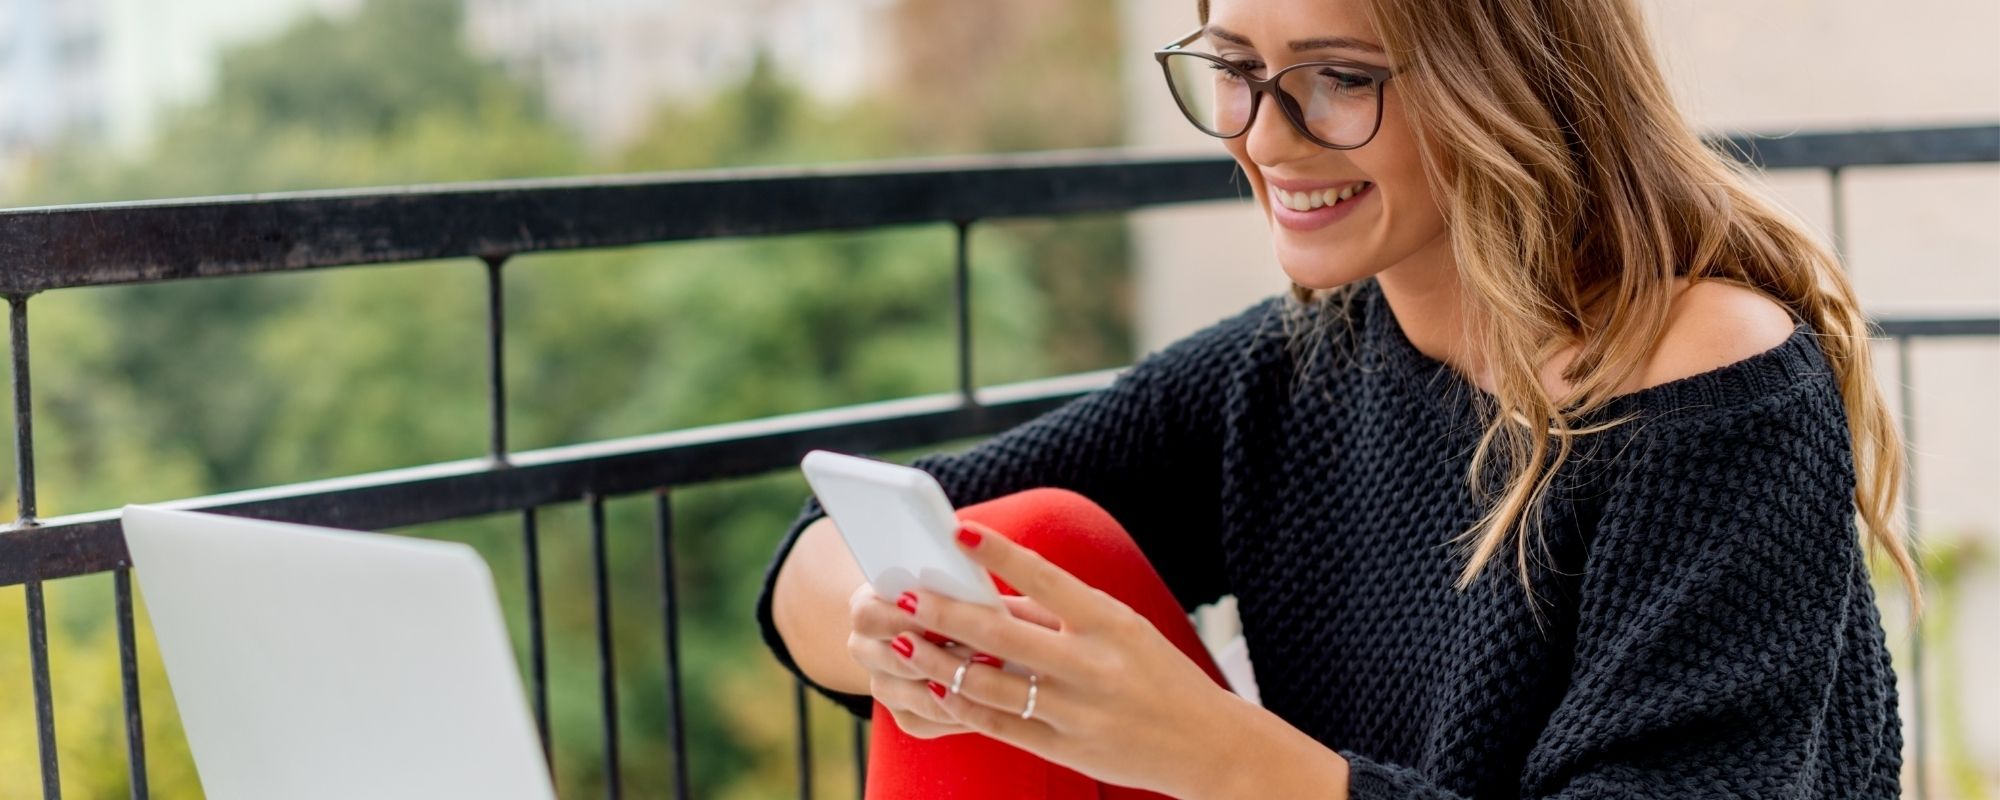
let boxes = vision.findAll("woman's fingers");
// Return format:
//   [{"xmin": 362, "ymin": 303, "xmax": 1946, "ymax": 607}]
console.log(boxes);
[
  {"xmin": 954, "ymin": 520, "xmax": 1112, "ymax": 631},
  {"xmin": 848, "ymin": 585, "xmax": 911, "ymax": 639},
  {"xmin": 846, "ymin": 630, "xmax": 928, "ymax": 681},
  {"xmin": 870, "ymin": 674, "xmax": 967, "ymax": 738},
  {"xmin": 898, "ymin": 625, "xmax": 1064, "ymax": 730},
  {"xmin": 851, "ymin": 585, "xmax": 962, "ymax": 654},
  {"xmin": 899, "ymin": 587, "xmax": 1070, "ymax": 675},
  {"xmin": 1002, "ymin": 595, "xmax": 1064, "ymax": 631}
]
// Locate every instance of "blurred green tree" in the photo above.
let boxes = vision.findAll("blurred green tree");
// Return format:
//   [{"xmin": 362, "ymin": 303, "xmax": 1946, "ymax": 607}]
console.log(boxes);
[{"xmin": 0, "ymin": 0, "xmax": 1131, "ymax": 796}]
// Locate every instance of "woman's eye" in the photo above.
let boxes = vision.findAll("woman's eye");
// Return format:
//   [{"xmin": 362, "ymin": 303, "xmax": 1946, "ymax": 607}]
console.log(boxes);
[
  {"xmin": 1318, "ymin": 68, "xmax": 1376, "ymax": 92},
  {"xmin": 1205, "ymin": 62, "xmax": 1253, "ymax": 82}
]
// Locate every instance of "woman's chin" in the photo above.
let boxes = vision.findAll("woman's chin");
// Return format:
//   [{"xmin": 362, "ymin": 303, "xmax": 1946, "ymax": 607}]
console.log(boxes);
[{"xmin": 1274, "ymin": 246, "xmax": 1376, "ymax": 293}]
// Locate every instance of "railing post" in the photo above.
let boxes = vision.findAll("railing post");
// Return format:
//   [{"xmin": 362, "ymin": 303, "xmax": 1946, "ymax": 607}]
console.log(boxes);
[
  {"xmin": 484, "ymin": 255, "xmax": 512, "ymax": 465},
  {"xmin": 522, "ymin": 507, "xmax": 552, "ymax": 771},
  {"xmin": 590, "ymin": 494, "xmax": 623, "ymax": 799},
  {"xmin": 486, "ymin": 255, "xmax": 554, "ymax": 772},
  {"xmin": 1897, "ymin": 335, "xmax": 1928, "ymax": 800},
  {"xmin": 853, "ymin": 717, "xmax": 868, "ymax": 797},
  {"xmin": 953, "ymin": 220, "xmax": 977, "ymax": 407},
  {"xmin": 795, "ymin": 679, "xmax": 812, "ymax": 800},
  {"xmin": 11, "ymin": 294, "xmax": 60, "ymax": 800},
  {"xmin": 1827, "ymin": 166, "xmax": 1848, "ymax": 265},
  {"xmin": 115, "ymin": 569, "xmax": 149, "ymax": 800},
  {"xmin": 654, "ymin": 489, "xmax": 692, "ymax": 800}
]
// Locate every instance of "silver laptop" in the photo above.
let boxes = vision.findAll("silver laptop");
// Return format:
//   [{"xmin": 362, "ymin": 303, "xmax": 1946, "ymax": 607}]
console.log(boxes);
[{"xmin": 121, "ymin": 505, "xmax": 557, "ymax": 800}]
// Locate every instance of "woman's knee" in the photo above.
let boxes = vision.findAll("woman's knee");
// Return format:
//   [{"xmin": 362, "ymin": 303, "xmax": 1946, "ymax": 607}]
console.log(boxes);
[
  {"xmin": 955, "ymin": 487, "xmax": 1149, "ymax": 594},
  {"xmin": 954, "ymin": 486, "xmax": 1231, "ymax": 691}
]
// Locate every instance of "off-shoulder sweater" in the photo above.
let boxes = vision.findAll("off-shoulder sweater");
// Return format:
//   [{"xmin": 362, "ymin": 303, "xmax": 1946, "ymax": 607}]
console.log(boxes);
[{"xmin": 755, "ymin": 276, "xmax": 1901, "ymax": 798}]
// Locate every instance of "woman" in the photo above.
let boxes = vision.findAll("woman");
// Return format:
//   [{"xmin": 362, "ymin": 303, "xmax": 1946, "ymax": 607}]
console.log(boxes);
[{"xmin": 757, "ymin": 0, "xmax": 1915, "ymax": 796}]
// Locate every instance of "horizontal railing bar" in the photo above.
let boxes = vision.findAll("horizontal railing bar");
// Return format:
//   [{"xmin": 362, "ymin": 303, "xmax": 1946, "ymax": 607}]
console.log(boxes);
[
  {"xmin": 0, "ymin": 151, "xmax": 1241, "ymax": 294},
  {"xmin": 0, "ymin": 369, "xmax": 1120, "ymax": 585},
  {"xmin": 1872, "ymin": 317, "xmax": 2000, "ymax": 338},
  {"xmin": 1, "ymin": 126, "xmax": 1993, "ymax": 295},
  {"xmin": 1715, "ymin": 124, "xmax": 1999, "ymax": 171}
]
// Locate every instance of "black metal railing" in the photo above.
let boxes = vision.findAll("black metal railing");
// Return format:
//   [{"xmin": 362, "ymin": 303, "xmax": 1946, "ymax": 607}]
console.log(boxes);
[{"xmin": 0, "ymin": 124, "xmax": 1995, "ymax": 800}]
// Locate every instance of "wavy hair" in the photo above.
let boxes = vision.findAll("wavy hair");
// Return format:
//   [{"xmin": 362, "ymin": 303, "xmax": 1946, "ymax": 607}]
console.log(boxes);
[{"xmin": 1198, "ymin": 0, "xmax": 1920, "ymax": 605}]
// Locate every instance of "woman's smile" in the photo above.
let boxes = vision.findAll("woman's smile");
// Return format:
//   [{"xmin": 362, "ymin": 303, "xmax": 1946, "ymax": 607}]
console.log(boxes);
[{"xmin": 1267, "ymin": 179, "xmax": 1376, "ymax": 232}]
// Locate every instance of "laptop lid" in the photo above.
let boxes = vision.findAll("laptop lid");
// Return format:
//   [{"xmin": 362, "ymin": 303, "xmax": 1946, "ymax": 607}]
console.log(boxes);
[{"xmin": 120, "ymin": 505, "xmax": 556, "ymax": 800}]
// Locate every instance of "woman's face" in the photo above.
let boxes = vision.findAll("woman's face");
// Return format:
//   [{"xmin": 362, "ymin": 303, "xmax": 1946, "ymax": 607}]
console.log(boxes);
[{"xmin": 1204, "ymin": 0, "xmax": 1449, "ymax": 290}]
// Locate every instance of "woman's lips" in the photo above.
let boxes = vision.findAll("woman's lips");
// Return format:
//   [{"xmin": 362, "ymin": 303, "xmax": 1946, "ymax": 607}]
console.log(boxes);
[{"xmin": 1269, "ymin": 181, "xmax": 1376, "ymax": 232}]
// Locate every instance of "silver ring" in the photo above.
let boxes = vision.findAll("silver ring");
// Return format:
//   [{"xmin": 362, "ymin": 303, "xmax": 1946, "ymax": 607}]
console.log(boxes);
[
  {"xmin": 1020, "ymin": 674, "xmax": 1038, "ymax": 720},
  {"xmin": 949, "ymin": 658, "xmax": 971, "ymax": 696}
]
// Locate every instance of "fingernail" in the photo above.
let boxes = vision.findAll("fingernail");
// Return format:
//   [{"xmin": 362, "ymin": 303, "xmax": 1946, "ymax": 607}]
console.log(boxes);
[
  {"xmin": 921, "ymin": 631, "xmax": 955, "ymax": 647},
  {"xmin": 890, "ymin": 635, "xmax": 914, "ymax": 659},
  {"xmin": 896, "ymin": 592, "xmax": 918, "ymax": 615},
  {"xmin": 928, "ymin": 681, "xmax": 947, "ymax": 698},
  {"xmin": 970, "ymin": 653, "xmax": 1004, "ymax": 669},
  {"xmin": 956, "ymin": 525, "xmax": 983, "ymax": 548}
]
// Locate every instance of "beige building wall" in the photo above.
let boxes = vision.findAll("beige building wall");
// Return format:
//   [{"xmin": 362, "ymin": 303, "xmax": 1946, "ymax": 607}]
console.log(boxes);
[{"xmin": 1119, "ymin": 1, "xmax": 2000, "ymax": 792}]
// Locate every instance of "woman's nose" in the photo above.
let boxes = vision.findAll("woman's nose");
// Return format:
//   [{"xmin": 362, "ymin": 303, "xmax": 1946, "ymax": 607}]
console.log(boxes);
[{"xmin": 1243, "ymin": 91, "xmax": 1320, "ymax": 168}]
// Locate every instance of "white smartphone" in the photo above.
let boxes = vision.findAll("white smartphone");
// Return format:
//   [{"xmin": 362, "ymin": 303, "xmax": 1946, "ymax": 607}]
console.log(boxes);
[{"xmin": 799, "ymin": 449, "xmax": 1004, "ymax": 609}]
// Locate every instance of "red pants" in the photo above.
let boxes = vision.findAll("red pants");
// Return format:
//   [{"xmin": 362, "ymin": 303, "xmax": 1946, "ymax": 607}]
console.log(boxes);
[{"xmin": 865, "ymin": 488, "xmax": 1232, "ymax": 799}]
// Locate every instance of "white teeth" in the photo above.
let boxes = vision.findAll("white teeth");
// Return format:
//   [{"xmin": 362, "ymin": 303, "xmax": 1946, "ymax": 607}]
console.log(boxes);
[{"xmin": 1272, "ymin": 181, "xmax": 1371, "ymax": 211}]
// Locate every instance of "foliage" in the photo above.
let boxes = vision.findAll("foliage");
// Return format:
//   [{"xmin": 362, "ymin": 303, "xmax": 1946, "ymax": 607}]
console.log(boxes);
[
  {"xmin": 1874, "ymin": 536, "xmax": 1999, "ymax": 799},
  {"xmin": 0, "ymin": 0, "xmax": 1131, "ymax": 796}
]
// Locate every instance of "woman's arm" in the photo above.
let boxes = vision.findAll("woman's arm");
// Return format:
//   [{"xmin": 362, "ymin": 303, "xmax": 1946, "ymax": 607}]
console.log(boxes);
[
  {"xmin": 770, "ymin": 515, "xmax": 869, "ymax": 696},
  {"xmin": 1207, "ymin": 700, "xmax": 1354, "ymax": 799}
]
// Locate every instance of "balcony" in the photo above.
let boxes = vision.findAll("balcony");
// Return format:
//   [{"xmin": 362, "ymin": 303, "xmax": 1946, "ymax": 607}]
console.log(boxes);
[{"xmin": 0, "ymin": 125, "xmax": 1995, "ymax": 799}]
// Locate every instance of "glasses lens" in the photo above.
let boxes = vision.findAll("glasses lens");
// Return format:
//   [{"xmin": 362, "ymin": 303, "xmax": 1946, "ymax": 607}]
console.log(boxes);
[
  {"xmin": 1161, "ymin": 50, "xmax": 1254, "ymax": 137},
  {"xmin": 1277, "ymin": 63, "xmax": 1383, "ymax": 147}
]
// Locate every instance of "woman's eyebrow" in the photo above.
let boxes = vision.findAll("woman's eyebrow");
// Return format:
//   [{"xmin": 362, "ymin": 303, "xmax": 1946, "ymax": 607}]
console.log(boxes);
[{"xmin": 1204, "ymin": 25, "xmax": 1385, "ymax": 54}]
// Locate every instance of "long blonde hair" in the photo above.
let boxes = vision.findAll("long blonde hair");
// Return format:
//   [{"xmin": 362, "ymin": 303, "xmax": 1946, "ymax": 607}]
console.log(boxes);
[{"xmin": 1198, "ymin": 0, "xmax": 1920, "ymax": 603}]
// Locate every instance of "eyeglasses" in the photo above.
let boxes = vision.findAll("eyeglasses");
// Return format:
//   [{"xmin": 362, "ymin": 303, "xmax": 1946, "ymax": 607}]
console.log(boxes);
[{"xmin": 1154, "ymin": 27, "xmax": 1395, "ymax": 150}]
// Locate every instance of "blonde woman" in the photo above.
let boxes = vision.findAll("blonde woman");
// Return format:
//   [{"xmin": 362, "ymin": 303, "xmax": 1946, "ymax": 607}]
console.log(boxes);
[{"xmin": 758, "ymin": 0, "xmax": 1914, "ymax": 796}]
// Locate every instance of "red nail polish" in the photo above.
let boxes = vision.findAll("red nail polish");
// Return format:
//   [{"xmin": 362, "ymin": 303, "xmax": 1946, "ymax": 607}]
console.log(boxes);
[
  {"xmin": 928, "ymin": 681, "xmax": 947, "ymax": 698},
  {"xmin": 970, "ymin": 653, "xmax": 1004, "ymax": 669},
  {"xmin": 956, "ymin": 525, "xmax": 983, "ymax": 548},
  {"xmin": 896, "ymin": 592, "xmax": 918, "ymax": 615},
  {"xmin": 890, "ymin": 635, "xmax": 914, "ymax": 659},
  {"xmin": 921, "ymin": 631, "xmax": 955, "ymax": 648}
]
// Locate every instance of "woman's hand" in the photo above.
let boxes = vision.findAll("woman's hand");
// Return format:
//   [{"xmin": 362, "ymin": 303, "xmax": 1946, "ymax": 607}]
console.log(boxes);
[
  {"xmin": 885, "ymin": 520, "xmax": 1249, "ymax": 798},
  {"xmin": 846, "ymin": 576, "xmax": 1063, "ymax": 740}
]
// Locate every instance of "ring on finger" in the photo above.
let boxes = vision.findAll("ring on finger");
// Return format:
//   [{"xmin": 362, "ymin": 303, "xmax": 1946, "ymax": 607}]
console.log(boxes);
[{"xmin": 949, "ymin": 656, "xmax": 972, "ymax": 695}]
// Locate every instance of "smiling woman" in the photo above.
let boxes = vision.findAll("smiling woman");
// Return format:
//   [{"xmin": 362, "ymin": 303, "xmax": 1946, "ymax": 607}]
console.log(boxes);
[{"xmin": 758, "ymin": 0, "xmax": 1915, "ymax": 797}]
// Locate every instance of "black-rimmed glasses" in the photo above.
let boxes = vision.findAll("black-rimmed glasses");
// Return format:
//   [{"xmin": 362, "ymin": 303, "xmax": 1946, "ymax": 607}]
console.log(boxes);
[{"xmin": 1154, "ymin": 27, "xmax": 1395, "ymax": 150}]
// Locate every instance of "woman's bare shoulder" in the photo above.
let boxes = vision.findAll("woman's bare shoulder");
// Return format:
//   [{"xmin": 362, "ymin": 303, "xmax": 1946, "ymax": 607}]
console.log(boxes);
[
  {"xmin": 1541, "ymin": 277, "xmax": 1799, "ymax": 400},
  {"xmin": 1633, "ymin": 279, "xmax": 1798, "ymax": 393}
]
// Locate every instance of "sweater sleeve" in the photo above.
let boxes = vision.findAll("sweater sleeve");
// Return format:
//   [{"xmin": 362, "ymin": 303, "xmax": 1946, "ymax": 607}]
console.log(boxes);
[
  {"xmin": 753, "ymin": 298, "xmax": 1278, "ymax": 720},
  {"xmin": 1342, "ymin": 380, "xmax": 1902, "ymax": 799}
]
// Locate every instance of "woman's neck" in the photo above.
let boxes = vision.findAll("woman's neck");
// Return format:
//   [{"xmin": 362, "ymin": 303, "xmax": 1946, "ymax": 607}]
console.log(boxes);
[{"xmin": 1372, "ymin": 246, "xmax": 1490, "ymax": 389}]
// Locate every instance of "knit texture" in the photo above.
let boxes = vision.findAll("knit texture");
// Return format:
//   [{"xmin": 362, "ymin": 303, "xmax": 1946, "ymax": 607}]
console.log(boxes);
[{"xmin": 754, "ymin": 277, "xmax": 1902, "ymax": 798}]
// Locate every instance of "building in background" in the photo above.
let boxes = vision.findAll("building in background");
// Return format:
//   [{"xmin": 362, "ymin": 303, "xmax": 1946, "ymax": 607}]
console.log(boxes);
[
  {"xmin": 0, "ymin": 0, "xmax": 361, "ymax": 191},
  {"xmin": 0, "ymin": 0, "xmax": 108, "ymax": 151},
  {"xmin": 0, "ymin": 0, "xmax": 107, "ymax": 195},
  {"xmin": 463, "ymin": 0, "xmax": 895, "ymax": 153},
  {"xmin": 0, "ymin": 0, "xmax": 895, "ymax": 180}
]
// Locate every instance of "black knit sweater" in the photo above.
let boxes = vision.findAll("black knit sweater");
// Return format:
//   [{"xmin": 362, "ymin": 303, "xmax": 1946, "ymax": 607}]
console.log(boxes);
[{"xmin": 754, "ymin": 277, "xmax": 1902, "ymax": 798}]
